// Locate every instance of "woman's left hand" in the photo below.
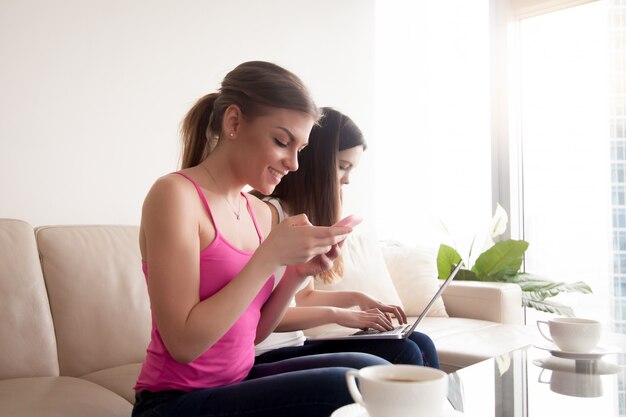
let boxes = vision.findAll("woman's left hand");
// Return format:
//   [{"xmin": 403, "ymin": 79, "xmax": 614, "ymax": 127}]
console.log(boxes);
[
  {"xmin": 355, "ymin": 293, "xmax": 407, "ymax": 325},
  {"xmin": 293, "ymin": 243, "xmax": 341, "ymax": 278}
]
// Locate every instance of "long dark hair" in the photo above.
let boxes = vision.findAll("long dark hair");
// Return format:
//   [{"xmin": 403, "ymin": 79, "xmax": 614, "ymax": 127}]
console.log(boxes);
[
  {"xmin": 259, "ymin": 107, "xmax": 366, "ymax": 283},
  {"xmin": 180, "ymin": 61, "xmax": 321, "ymax": 169}
]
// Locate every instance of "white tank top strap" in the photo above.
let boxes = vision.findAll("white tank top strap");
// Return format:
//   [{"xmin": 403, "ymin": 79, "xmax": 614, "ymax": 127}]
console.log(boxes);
[{"xmin": 263, "ymin": 197, "xmax": 286, "ymax": 223}]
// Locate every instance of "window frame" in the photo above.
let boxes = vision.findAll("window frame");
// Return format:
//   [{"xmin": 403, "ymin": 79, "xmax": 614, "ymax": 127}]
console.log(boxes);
[{"xmin": 489, "ymin": 0, "xmax": 602, "ymax": 243}]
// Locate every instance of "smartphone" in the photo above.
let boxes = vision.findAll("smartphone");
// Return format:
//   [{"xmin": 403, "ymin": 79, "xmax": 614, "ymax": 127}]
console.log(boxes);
[{"xmin": 332, "ymin": 214, "xmax": 363, "ymax": 228}]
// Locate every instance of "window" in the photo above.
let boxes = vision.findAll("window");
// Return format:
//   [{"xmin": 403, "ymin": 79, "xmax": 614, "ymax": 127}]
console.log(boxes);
[
  {"xmin": 614, "ymin": 208, "xmax": 626, "ymax": 228},
  {"xmin": 511, "ymin": 1, "xmax": 626, "ymax": 412},
  {"xmin": 615, "ymin": 252, "xmax": 626, "ymax": 273},
  {"xmin": 376, "ymin": 1, "xmax": 626, "ymax": 406},
  {"xmin": 512, "ymin": 0, "xmax": 611, "ymax": 324}
]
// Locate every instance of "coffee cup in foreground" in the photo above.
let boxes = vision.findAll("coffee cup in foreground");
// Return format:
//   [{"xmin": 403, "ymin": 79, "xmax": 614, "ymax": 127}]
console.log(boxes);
[
  {"xmin": 345, "ymin": 364, "xmax": 448, "ymax": 417},
  {"xmin": 536, "ymin": 317, "xmax": 601, "ymax": 353}
]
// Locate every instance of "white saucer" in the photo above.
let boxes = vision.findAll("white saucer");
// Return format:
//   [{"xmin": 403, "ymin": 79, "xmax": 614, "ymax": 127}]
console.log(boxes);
[
  {"xmin": 534, "ymin": 343, "xmax": 619, "ymax": 360},
  {"xmin": 330, "ymin": 403, "xmax": 463, "ymax": 417},
  {"xmin": 532, "ymin": 356, "xmax": 622, "ymax": 375},
  {"xmin": 331, "ymin": 404, "xmax": 368, "ymax": 417}
]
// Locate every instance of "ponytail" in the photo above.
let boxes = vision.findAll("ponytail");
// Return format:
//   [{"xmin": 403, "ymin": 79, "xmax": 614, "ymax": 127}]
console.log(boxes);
[
  {"xmin": 180, "ymin": 61, "xmax": 320, "ymax": 170},
  {"xmin": 180, "ymin": 93, "xmax": 219, "ymax": 169}
]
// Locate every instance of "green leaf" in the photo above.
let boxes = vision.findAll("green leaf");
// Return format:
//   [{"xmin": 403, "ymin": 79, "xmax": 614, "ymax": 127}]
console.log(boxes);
[
  {"xmin": 471, "ymin": 240, "xmax": 528, "ymax": 279},
  {"xmin": 453, "ymin": 269, "xmax": 479, "ymax": 281},
  {"xmin": 489, "ymin": 267, "xmax": 520, "ymax": 282},
  {"xmin": 522, "ymin": 295, "xmax": 576, "ymax": 317},
  {"xmin": 506, "ymin": 273, "xmax": 593, "ymax": 295},
  {"xmin": 436, "ymin": 244, "xmax": 462, "ymax": 279}
]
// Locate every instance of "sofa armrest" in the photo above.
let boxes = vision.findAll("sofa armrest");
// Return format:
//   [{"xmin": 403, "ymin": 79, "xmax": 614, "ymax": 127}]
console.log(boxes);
[{"xmin": 442, "ymin": 281, "xmax": 523, "ymax": 325}]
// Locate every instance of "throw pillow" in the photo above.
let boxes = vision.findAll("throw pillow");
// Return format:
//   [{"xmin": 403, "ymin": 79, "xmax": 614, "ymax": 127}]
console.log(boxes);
[
  {"xmin": 316, "ymin": 230, "xmax": 404, "ymax": 308},
  {"xmin": 380, "ymin": 241, "xmax": 449, "ymax": 317}
]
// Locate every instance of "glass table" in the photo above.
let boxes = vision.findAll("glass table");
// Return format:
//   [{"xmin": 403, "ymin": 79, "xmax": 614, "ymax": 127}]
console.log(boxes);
[{"xmin": 447, "ymin": 345, "xmax": 624, "ymax": 416}]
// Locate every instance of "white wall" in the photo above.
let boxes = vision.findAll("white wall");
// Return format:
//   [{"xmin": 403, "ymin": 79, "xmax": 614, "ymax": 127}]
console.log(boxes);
[
  {"xmin": 0, "ymin": 0, "xmax": 375, "ymax": 226},
  {"xmin": 374, "ymin": 0, "xmax": 493, "ymax": 248}
]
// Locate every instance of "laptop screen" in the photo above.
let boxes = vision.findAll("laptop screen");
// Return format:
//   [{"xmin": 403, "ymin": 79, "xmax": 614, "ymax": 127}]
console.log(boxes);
[{"xmin": 403, "ymin": 262, "xmax": 463, "ymax": 334}]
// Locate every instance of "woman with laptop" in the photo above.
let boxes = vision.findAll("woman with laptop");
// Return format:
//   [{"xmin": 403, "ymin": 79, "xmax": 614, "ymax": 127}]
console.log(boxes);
[{"xmin": 253, "ymin": 107, "xmax": 440, "ymax": 369}]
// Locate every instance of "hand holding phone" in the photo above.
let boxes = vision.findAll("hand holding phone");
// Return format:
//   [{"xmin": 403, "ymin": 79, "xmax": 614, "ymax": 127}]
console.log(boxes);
[{"xmin": 332, "ymin": 214, "xmax": 363, "ymax": 228}]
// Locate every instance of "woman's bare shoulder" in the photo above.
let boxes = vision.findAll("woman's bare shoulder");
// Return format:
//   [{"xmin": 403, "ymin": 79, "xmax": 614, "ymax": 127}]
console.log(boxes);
[{"xmin": 142, "ymin": 173, "xmax": 200, "ymax": 222}]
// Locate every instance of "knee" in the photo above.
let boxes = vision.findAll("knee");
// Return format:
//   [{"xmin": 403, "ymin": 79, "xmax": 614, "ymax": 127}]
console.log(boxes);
[
  {"xmin": 334, "ymin": 352, "xmax": 389, "ymax": 369},
  {"xmin": 312, "ymin": 367, "xmax": 355, "ymax": 407},
  {"xmin": 409, "ymin": 332, "xmax": 437, "ymax": 350},
  {"xmin": 394, "ymin": 340, "xmax": 424, "ymax": 366},
  {"xmin": 408, "ymin": 333, "xmax": 439, "ymax": 368}
]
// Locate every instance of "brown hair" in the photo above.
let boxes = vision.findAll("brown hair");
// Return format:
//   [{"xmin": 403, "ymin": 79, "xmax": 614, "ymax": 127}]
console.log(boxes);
[
  {"xmin": 180, "ymin": 61, "xmax": 321, "ymax": 169},
  {"xmin": 256, "ymin": 107, "xmax": 366, "ymax": 284}
]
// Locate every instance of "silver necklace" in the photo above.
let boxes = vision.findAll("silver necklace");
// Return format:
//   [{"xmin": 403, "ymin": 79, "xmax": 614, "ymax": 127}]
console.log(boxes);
[{"xmin": 200, "ymin": 163, "xmax": 242, "ymax": 220}]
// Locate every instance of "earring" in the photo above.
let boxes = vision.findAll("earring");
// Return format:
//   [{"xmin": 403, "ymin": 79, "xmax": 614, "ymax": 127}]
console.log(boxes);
[{"xmin": 229, "ymin": 132, "xmax": 234, "ymax": 138}]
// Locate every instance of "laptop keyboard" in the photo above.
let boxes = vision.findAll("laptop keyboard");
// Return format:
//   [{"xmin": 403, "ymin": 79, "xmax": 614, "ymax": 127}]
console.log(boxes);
[{"xmin": 352, "ymin": 325, "xmax": 407, "ymax": 336}]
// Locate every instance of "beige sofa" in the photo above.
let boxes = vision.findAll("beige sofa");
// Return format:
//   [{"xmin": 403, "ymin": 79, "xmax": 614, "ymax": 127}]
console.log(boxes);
[{"xmin": 0, "ymin": 219, "xmax": 531, "ymax": 416}]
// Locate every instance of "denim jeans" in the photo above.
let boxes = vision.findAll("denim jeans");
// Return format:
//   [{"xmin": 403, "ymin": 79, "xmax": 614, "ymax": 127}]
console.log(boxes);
[
  {"xmin": 132, "ymin": 352, "xmax": 388, "ymax": 417},
  {"xmin": 255, "ymin": 331, "xmax": 440, "ymax": 369}
]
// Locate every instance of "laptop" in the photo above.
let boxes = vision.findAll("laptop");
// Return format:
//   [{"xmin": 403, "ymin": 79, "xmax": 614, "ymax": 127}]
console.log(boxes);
[{"xmin": 306, "ymin": 262, "xmax": 463, "ymax": 341}]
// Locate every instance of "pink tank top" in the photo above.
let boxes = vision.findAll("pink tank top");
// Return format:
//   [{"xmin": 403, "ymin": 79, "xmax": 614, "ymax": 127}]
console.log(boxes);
[{"xmin": 134, "ymin": 172, "xmax": 275, "ymax": 392}]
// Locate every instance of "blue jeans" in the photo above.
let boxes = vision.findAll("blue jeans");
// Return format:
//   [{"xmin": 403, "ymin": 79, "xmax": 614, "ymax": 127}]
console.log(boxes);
[
  {"xmin": 255, "ymin": 332, "xmax": 440, "ymax": 369},
  {"xmin": 132, "ymin": 352, "xmax": 388, "ymax": 417}
]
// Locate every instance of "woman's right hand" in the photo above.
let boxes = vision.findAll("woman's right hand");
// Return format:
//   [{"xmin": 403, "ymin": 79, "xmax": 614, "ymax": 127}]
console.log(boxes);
[
  {"xmin": 333, "ymin": 307, "xmax": 396, "ymax": 332},
  {"xmin": 260, "ymin": 214, "xmax": 351, "ymax": 268}
]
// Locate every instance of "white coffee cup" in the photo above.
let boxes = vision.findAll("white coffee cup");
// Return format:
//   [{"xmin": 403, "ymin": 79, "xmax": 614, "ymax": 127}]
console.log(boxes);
[
  {"xmin": 536, "ymin": 317, "xmax": 601, "ymax": 353},
  {"xmin": 345, "ymin": 364, "xmax": 448, "ymax": 417}
]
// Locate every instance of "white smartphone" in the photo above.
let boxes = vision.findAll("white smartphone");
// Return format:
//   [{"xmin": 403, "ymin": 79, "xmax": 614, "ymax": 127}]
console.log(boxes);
[{"xmin": 332, "ymin": 214, "xmax": 363, "ymax": 228}]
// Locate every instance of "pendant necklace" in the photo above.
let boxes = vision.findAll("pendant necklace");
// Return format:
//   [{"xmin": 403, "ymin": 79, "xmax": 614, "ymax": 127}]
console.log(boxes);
[{"xmin": 200, "ymin": 163, "xmax": 242, "ymax": 220}]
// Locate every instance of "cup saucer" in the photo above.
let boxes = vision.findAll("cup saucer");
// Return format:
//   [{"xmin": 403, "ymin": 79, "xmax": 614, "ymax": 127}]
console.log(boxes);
[
  {"xmin": 330, "ymin": 403, "xmax": 464, "ymax": 417},
  {"xmin": 532, "ymin": 356, "xmax": 622, "ymax": 374},
  {"xmin": 331, "ymin": 404, "xmax": 368, "ymax": 417},
  {"xmin": 533, "ymin": 343, "xmax": 619, "ymax": 360}
]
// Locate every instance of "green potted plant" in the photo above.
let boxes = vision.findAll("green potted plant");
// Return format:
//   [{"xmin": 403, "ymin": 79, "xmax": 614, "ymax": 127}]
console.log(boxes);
[{"xmin": 436, "ymin": 204, "xmax": 592, "ymax": 317}]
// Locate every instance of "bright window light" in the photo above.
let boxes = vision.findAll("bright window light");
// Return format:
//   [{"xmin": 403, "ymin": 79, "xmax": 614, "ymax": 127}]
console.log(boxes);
[
  {"xmin": 518, "ymin": 1, "xmax": 611, "ymax": 325},
  {"xmin": 374, "ymin": 0, "xmax": 492, "ymax": 252}
]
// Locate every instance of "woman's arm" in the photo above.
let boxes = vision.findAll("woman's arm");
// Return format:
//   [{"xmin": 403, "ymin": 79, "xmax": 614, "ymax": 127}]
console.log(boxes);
[
  {"xmin": 291, "ymin": 280, "xmax": 408, "ymax": 328},
  {"xmin": 295, "ymin": 280, "xmax": 364, "ymax": 308},
  {"xmin": 274, "ymin": 305, "xmax": 397, "ymax": 332},
  {"xmin": 254, "ymin": 266, "xmax": 311, "ymax": 343},
  {"xmin": 255, "ymin": 244, "xmax": 342, "ymax": 343}
]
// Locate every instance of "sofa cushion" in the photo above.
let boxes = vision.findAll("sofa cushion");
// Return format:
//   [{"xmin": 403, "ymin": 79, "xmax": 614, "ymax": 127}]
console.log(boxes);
[
  {"xmin": 36, "ymin": 225, "xmax": 151, "ymax": 377},
  {"xmin": 380, "ymin": 242, "xmax": 448, "ymax": 317},
  {"xmin": 316, "ymin": 231, "xmax": 403, "ymax": 307},
  {"xmin": 0, "ymin": 219, "xmax": 59, "ymax": 379},
  {"xmin": 81, "ymin": 362, "xmax": 142, "ymax": 404},
  {"xmin": 0, "ymin": 376, "xmax": 132, "ymax": 417}
]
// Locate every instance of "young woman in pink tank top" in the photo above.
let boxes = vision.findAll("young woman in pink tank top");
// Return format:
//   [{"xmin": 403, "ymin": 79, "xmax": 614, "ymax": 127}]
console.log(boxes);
[{"xmin": 132, "ymin": 61, "xmax": 389, "ymax": 417}]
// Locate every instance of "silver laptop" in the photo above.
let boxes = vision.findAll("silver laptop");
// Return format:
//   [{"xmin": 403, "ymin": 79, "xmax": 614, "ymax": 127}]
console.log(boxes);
[{"xmin": 307, "ymin": 262, "xmax": 462, "ymax": 341}]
